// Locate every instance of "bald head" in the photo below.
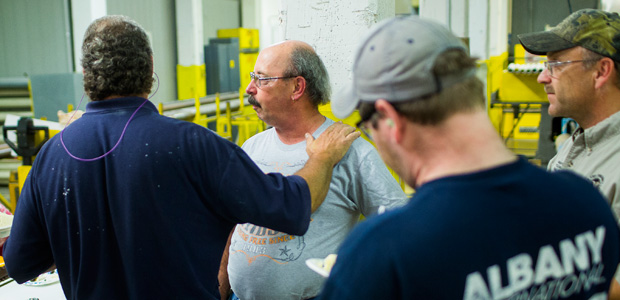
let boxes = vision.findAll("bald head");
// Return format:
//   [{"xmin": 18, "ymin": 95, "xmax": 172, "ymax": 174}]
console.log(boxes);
[
  {"xmin": 268, "ymin": 40, "xmax": 315, "ymax": 57},
  {"xmin": 265, "ymin": 40, "xmax": 331, "ymax": 107}
]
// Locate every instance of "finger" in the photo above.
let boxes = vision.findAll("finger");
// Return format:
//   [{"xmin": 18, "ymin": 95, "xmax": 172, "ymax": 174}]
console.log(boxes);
[
  {"xmin": 333, "ymin": 123, "xmax": 357, "ymax": 137},
  {"xmin": 327, "ymin": 122, "xmax": 353, "ymax": 135},
  {"xmin": 346, "ymin": 131, "xmax": 361, "ymax": 140},
  {"xmin": 343, "ymin": 125, "xmax": 357, "ymax": 136},
  {"xmin": 305, "ymin": 133, "xmax": 315, "ymax": 145}
]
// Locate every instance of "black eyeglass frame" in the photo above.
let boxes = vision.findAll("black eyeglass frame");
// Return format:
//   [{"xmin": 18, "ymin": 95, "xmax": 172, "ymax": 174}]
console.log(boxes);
[{"xmin": 355, "ymin": 101, "xmax": 401, "ymax": 141}]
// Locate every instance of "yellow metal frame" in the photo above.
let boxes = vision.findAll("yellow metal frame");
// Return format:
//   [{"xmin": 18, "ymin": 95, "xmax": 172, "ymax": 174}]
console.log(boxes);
[
  {"xmin": 217, "ymin": 28, "xmax": 259, "ymax": 91},
  {"xmin": 0, "ymin": 190, "xmax": 13, "ymax": 213},
  {"xmin": 483, "ymin": 48, "xmax": 548, "ymax": 158},
  {"xmin": 208, "ymin": 28, "xmax": 265, "ymax": 145},
  {"xmin": 3, "ymin": 170, "xmax": 19, "ymax": 213},
  {"xmin": 177, "ymin": 64, "xmax": 207, "ymax": 100}
]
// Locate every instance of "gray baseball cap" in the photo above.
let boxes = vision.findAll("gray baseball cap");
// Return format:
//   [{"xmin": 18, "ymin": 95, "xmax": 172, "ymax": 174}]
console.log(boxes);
[{"xmin": 332, "ymin": 15, "xmax": 475, "ymax": 119}]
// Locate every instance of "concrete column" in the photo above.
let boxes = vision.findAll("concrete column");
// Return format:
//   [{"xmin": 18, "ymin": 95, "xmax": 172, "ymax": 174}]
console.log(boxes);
[
  {"xmin": 449, "ymin": 0, "xmax": 468, "ymax": 38},
  {"xmin": 176, "ymin": 0, "xmax": 204, "ymax": 66},
  {"xmin": 419, "ymin": 0, "xmax": 450, "ymax": 25},
  {"xmin": 175, "ymin": 0, "xmax": 206, "ymax": 100},
  {"xmin": 256, "ymin": 0, "xmax": 284, "ymax": 52},
  {"xmin": 279, "ymin": 0, "xmax": 395, "ymax": 100},
  {"xmin": 71, "ymin": 0, "xmax": 107, "ymax": 73},
  {"xmin": 488, "ymin": 0, "xmax": 509, "ymax": 57},
  {"xmin": 468, "ymin": 0, "xmax": 489, "ymax": 59}
]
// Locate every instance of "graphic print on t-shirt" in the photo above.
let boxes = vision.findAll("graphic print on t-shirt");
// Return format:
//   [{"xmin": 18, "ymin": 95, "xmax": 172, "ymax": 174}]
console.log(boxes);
[
  {"xmin": 463, "ymin": 226, "xmax": 608, "ymax": 299},
  {"xmin": 232, "ymin": 134, "xmax": 315, "ymax": 265},
  {"xmin": 230, "ymin": 223, "xmax": 307, "ymax": 265}
]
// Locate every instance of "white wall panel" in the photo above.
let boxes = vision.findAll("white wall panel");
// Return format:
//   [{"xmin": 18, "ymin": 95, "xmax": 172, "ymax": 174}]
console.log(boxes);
[{"xmin": 107, "ymin": 0, "xmax": 177, "ymax": 103}]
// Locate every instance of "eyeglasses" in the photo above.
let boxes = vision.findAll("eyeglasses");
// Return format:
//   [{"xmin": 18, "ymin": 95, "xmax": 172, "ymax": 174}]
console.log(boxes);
[
  {"xmin": 543, "ymin": 59, "xmax": 599, "ymax": 77},
  {"xmin": 356, "ymin": 108, "xmax": 379, "ymax": 141},
  {"xmin": 250, "ymin": 71, "xmax": 297, "ymax": 89},
  {"xmin": 356, "ymin": 120, "xmax": 373, "ymax": 140}
]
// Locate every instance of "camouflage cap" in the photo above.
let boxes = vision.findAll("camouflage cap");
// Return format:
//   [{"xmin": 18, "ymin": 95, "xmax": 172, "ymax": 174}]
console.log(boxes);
[{"xmin": 518, "ymin": 9, "xmax": 620, "ymax": 61}]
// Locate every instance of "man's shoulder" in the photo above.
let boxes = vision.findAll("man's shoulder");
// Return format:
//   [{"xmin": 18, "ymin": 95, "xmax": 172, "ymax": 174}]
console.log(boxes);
[{"xmin": 344, "ymin": 137, "xmax": 378, "ymax": 158}]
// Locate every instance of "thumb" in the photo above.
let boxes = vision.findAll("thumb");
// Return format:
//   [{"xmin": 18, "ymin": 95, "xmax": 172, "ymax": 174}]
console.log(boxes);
[{"xmin": 305, "ymin": 133, "xmax": 315, "ymax": 144}]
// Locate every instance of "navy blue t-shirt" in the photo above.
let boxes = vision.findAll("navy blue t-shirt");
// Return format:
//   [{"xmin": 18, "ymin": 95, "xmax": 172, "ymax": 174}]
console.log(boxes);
[
  {"xmin": 320, "ymin": 157, "xmax": 620, "ymax": 299},
  {"xmin": 3, "ymin": 97, "xmax": 311, "ymax": 299}
]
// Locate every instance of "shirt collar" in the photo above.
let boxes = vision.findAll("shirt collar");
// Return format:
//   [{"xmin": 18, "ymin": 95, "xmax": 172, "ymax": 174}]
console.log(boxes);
[
  {"xmin": 85, "ymin": 97, "xmax": 157, "ymax": 114},
  {"xmin": 572, "ymin": 110, "xmax": 620, "ymax": 148}
]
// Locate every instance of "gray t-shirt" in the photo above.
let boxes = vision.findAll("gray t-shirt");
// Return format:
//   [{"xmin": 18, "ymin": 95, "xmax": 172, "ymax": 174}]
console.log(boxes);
[{"xmin": 227, "ymin": 118, "xmax": 408, "ymax": 300}]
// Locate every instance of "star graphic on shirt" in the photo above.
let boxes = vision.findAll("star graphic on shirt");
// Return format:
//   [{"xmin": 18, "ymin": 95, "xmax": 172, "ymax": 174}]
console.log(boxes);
[{"xmin": 279, "ymin": 246, "xmax": 291, "ymax": 256}]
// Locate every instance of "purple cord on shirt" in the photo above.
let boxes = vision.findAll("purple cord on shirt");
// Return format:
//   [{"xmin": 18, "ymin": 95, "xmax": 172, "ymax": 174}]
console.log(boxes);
[{"xmin": 60, "ymin": 73, "xmax": 160, "ymax": 162}]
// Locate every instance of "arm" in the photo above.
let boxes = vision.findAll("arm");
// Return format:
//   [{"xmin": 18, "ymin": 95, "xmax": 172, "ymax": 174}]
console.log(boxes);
[
  {"xmin": 218, "ymin": 229, "xmax": 234, "ymax": 300},
  {"xmin": 0, "ymin": 236, "xmax": 7, "ymax": 255},
  {"xmin": 294, "ymin": 122, "xmax": 360, "ymax": 212},
  {"xmin": 609, "ymin": 278, "xmax": 620, "ymax": 300},
  {"xmin": 3, "ymin": 173, "xmax": 55, "ymax": 283}
]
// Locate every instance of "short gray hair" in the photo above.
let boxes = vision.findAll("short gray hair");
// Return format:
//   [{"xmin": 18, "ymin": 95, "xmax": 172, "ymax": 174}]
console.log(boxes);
[
  {"xmin": 284, "ymin": 46, "xmax": 331, "ymax": 107},
  {"xmin": 82, "ymin": 15, "xmax": 154, "ymax": 101}
]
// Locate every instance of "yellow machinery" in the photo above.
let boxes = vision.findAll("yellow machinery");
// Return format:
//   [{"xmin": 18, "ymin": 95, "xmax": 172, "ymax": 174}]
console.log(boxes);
[
  {"xmin": 213, "ymin": 28, "xmax": 265, "ymax": 146},
  {"xmin": 177, "ymin": 64, "xmax": 207, "ymax": 101},
  {"xmin": 217, "ymin": 28, "xmax": 259, "ymax": 93},
  {"xmin": 2, "ymin": 117, "xmax": 51, "ymax": 212},
  {"xmin": 485, "ymin": 45, "xmax": 549, "ymax": 162}
]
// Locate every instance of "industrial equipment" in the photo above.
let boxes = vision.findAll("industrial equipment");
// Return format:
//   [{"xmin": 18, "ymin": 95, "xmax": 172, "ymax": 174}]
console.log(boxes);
[
  {"xmin": 205, "ymin": 37, "xmax": 240, "ymax": 95},
  {"xmin": 486, "ymin": 45, "xmax": 556, "ymax": 167},
  {"xmin": 2, "ymin": 117, "xmax": 49, "ymax": 212},
  {"xmin": 212, "ymin": 28, "xmax": 265, "ymax": 145},
  {"xmin": 30, "ymin": 73, "xmax": 84, "ymax": 122},
  {"xmin": 217, "ymin": 28, "xmax": 259, "ymax": 92}
]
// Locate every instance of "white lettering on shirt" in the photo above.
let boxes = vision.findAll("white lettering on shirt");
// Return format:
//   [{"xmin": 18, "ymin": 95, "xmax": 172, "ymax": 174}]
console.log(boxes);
[{"xmin": 463, "ymin": 226, "xmax": 607, "ymax": 300}]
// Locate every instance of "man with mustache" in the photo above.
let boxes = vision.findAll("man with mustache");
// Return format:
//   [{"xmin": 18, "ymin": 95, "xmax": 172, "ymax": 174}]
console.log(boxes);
[
  {"xmin": 519, "ymin": 9, "xmax": 620, "ymax": 297},
  {"xmin": 218, "ymin": 40, "xmax": 408, "ymax": 300},
  {"xmin": 2, "ymin": 16, "xmax": 360, "ymax": 300}
]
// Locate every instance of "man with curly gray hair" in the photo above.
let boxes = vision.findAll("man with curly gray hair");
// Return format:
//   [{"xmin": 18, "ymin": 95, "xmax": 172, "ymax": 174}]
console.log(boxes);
[
  {"xmin": 82, "ymin": 16, "xmax": 154, "ymax": 101},
  {"xmin": 3, "ymin": 16, "xmax": 361, "ymax": 300},
  {"xmin": 218, "ymin": 40, "xmax": 407, "ymax": 300}
]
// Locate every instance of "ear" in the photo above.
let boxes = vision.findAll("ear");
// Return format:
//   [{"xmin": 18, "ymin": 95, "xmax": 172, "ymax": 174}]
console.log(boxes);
[
  {"xmin": 291, "ymin": 76, "xmax": 306, "ymax": 101},
  {"xmin": 594, "ymin": 57, "xmax": 614, "ymax": 89},
  {"xmin": 375, "ymin": 99, "xmax": 405, "ymax": 144}
]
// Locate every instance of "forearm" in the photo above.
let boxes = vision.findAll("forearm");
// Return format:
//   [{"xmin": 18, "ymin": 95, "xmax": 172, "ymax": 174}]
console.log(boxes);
[
  {"xmin": 218, "ymin": 229, "xmax": 234, "ymax": 300},
  {"xmin": 0, "ymin": 236, "xmax": 7, "ymax": 256},
  {"xmin": 609, "ymin": 277, "xmax": 620, "ymax": 300},
  {"xmin": 294, "ymin": 154, "xmax": 334, "ymax": 212}
]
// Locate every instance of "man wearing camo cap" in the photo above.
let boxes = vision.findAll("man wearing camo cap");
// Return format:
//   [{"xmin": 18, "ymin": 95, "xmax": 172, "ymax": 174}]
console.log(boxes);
[{"xmin": 520, "ymin": 10, "xmax": 620, "ymax": 297}]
